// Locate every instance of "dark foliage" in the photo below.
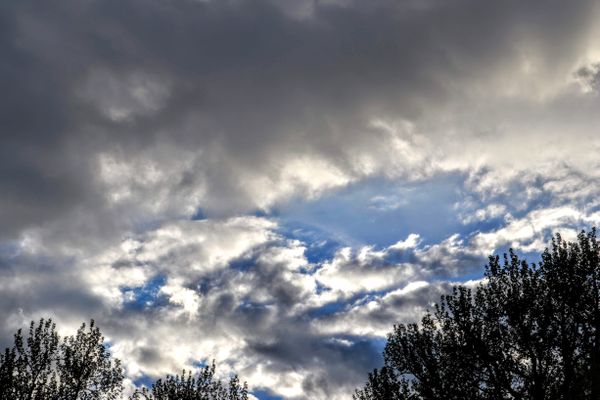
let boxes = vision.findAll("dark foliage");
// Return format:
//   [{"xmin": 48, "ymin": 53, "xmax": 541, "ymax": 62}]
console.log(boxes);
[
  {"xmin": 353, "ymin": 366, "xmax": 412, "ymax": 400},
  {"xmin": 130, "ymin": 361, "xmax": 248, "ymax": 400},
  {"xmin": 0, "ymin": 319, "xmax": 248, "ymax": 400},
  {"xmin": 0, "ymin": 319, "xmax": 124, "ymax": 400},
  {"xmin": 1, "ymin": 319, "xmax": 249, "ymax": 400},
  {"xmin": 355, "ymin": 229, "xmax": 600, "ymax": 400}
]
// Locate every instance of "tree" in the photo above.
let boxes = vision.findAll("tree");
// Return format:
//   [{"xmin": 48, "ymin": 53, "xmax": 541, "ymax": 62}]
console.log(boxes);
[
  {"xmin": 57, "ymin": 320, "xmax": 124, "ymax": 400},
  {"xmin": 130, "ymin": 361, "xmax": 248, "ymax": 400},
  {"xmin": 353, "ymin": 366, "xmax": 412, "ymax": 400},
  {"xmin": 0, "ymin": 319, "xmax": 124, "ymax": 400},
  {"xmin": 2, "ymin": 319, "xmax": 60, "ymax": 400},
  {"xmin": 355, "ymin": 229, "xmax": 600, "ymax": 400},
  {"xmin": 1, "ymin": 319, "xmax": 248, "ymax": 400}
]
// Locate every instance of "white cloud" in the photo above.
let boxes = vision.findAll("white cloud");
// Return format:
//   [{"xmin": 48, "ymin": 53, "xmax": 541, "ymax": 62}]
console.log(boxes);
[
  {"xmin": 473, "ymin": 206, "xmax": 600, "ymax": 253},
  {"xmin": 3, "ymin": 0, "xmax": 600, "ymax": 398}
]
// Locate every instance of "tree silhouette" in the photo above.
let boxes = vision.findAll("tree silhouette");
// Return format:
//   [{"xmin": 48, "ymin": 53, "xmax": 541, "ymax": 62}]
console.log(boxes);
[
  {"xmin": 353, "ymin": 366, "xmax": 412, "ymax": 400},
  {"xmin": 130, "ymin": 361, "xmax": 248, "ymax": 400},
  {"xmin": 1, "ymin": 319, "xmax": 248, "ymax": 400},
  {"xmin": 0, "ymin": 319, "xmax": 123, "ymax": 400},
  {"xmin": 355, "ymin": 229, "xmax": 600, "ymax": 400},
  {"xmin": 57, "ymin": 320, "xmax": 124, "ymax": 399}
]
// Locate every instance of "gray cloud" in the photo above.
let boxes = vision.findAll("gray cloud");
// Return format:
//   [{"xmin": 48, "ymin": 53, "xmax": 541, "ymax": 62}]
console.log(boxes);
[
  {"xmin": 3, "ymin": 0, "xmax": 600, "ymax": 398},
  {"xmin": 2, "ymin": 0, "xmax": 599, "ymax": 239},
  {"xmin": 0, "ymin": 214, "xmax": 491, "ymax": 398}
]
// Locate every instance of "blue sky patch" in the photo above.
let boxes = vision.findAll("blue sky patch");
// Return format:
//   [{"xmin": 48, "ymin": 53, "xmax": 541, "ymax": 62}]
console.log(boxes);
[
  {"xmin": 133, "ymin": 373, "xmax": 155, "ymax": 389},
  {"xmin": 121, "ymin": 274, "xmax": 168, "ymax": 311},
  {"xmin": 273, "ymin": 174, "xmax": 469, "ymax": 249},
  {"xmin": 252, "ymin": 389, "xmax": 284, "ymax": 400}
]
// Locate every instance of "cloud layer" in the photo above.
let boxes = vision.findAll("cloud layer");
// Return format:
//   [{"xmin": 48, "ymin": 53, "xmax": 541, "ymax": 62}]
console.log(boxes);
[{"xmin": 2, "ymin": 0, "xmax": 600, "ymax": 398}]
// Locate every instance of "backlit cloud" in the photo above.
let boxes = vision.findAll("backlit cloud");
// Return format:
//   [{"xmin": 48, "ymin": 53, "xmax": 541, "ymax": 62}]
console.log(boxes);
[{"xmin": 2, "ymin": 0, "xmax": 600, "ymax": 398}]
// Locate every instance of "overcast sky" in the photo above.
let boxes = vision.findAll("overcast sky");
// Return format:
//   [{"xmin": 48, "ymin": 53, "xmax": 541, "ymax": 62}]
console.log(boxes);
[{"xmin": 2, "ymin": 0, "xmax": 600, "ymax": 398}]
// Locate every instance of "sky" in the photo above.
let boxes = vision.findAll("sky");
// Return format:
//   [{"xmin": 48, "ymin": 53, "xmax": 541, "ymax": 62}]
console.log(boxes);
[{"xmin": 1, "ymin": 0, "xmax": 600, "ymax": 398}]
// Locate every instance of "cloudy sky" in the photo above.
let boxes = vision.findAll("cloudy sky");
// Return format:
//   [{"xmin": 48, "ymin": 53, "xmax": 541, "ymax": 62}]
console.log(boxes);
[{"xmin": 2, "ymin": 0, "xmax": 600, "ymax": 398}]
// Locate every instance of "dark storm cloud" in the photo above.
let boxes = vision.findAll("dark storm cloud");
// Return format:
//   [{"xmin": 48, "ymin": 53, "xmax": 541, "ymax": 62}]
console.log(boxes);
[
  {"xmin": 1, "ymin": 0, "xmax": 597, "ymax": 238},
  {"xmin": 249, "ymin": 332, "xmax": 382, "ymax": 398},
  {"xmin": 0, "ymin": 250, "xmax": 106, "ymax": 348},
  {"xmin": 2, "ymin": 0, "xmax": 600, "ymax": 398}
]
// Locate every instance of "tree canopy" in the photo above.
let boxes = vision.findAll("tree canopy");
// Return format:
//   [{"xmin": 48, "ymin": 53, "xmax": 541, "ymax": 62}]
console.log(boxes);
[
  {"xmin": 3, "ymin": 229, "xmax": 599, "ymax": 399},
  {"xmin": 0, "ymin": 319, "xmax": 123, "ymax": 400},
  {"xmin": 355, "ymin": 229, "xmax": 600, "ymax": 399},
  {"xmin": 0, "ymin": 319, "xmax": 248, "ymax": 400},
  {"xmin": 129, "ymin": 362, "xmax": 248, "ymax": 400}
]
